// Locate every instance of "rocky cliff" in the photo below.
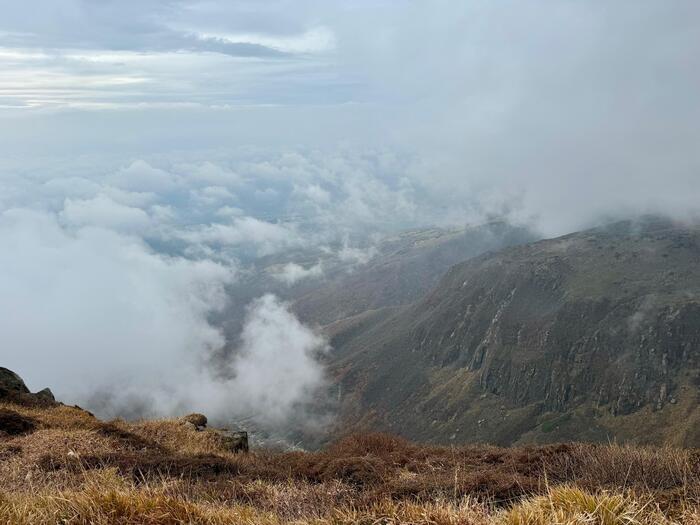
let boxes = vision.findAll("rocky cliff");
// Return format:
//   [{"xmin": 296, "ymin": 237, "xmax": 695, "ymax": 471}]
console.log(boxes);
[{"xmin": 328, "ymin": 219, "xmax": 700, "ymax": 446}]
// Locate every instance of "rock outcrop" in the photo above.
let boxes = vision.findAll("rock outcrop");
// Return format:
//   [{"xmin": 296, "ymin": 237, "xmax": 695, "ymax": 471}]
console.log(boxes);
[
  {"xmin": 180, "ymin": 413, "xmax": 208, "ymax": 430},
  {"xmin": 0, "ymin": 368, "xmax": 30, "ymax": 396},
  {"xmin": 0, "ymin": 367, "xmax": 57, "ymax": 407},
  {"xmin": 219, "ymin": 430, "xmax": 249, "ymax": 453}
]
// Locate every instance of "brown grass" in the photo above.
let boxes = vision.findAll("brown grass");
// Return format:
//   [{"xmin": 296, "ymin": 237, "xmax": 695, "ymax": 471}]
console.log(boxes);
[{"xmin": 1, "ymin": 402, "xmax": 698, "ymax": 524}]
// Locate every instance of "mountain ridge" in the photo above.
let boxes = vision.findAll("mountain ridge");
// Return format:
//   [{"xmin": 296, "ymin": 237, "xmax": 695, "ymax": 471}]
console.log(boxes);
[{"xmin": 326, "ymin": 218, "xmax": 700, "ymax": 446}]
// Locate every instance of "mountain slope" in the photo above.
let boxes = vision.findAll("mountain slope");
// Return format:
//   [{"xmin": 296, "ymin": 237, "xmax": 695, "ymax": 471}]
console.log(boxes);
[
  {"xmin": 292, "ymin": 221, "xmax": 534, "ymax": 325},
  {"xmin": 328, "ymin": 219, "xmax": 700, "ymax": 447},
  {"xmin": 216, "ymin": 222, "xmax": 534, "ymax": 342}
]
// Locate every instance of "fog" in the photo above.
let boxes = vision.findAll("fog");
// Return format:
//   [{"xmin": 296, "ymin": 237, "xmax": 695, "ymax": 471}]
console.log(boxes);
[{"xmin": 0, "ymin": 1, "xmax": 699, "ymax": 430}]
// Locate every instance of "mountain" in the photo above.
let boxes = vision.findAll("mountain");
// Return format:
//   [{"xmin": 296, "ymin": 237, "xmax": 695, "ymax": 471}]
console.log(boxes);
[
  {"xmin": 292, "ymin": 221, "xmax": 535, "ymax": 325},
  {"xmin": 216, "ymin": 221, "xmax": 534, "ymax": 340},
  {"xmin": 326, "ymin": 218, "xmax": 700, "ymax": 447}
]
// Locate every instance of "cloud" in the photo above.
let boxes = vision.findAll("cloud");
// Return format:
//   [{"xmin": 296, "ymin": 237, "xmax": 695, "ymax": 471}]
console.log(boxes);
[
  {"xmin": 0, "ymin": 199, "xmax": 329, "ymax": 428},
  {"xmin": 60, "ymin": 194, "xmax": 152, "ymax": 234},
  {"xmin": 185, "ymin": 161, "xmax": 244, "ymax": 188},
  {"xmin": 178, "ymin": 216, "xmax": 305, "ymax": 257},
  {"xmin": 0, "ymin": 0, "xmax": 309, "ymax": 58},
  {"xmin": 0, "ymin": 1, "xmax": 344, "ymax": 110},
  {"xmin": 294, "ymin": 183, "xmax": 331, "ymax": 206},
  {"xmin": 0, "ymin": 208, "xmax": 234, "ymax": 411},
  {"xmin": 336, "ymin": 0, "xmax": 700, "ymax": 235},
  {"xmin": 218, "ymin": 294, "xmax": 329, "ymax": 424},
  {"xmin": 270, "ymin": 262, "xmax": 324, "ymax": 286},
  {"xmin": 335, "ymin": 240, "xmax": 378, "ymax": 267},
  {"xmin": 110, "ymin": 160, "xmax": 182, "ymax": 193},
  {"xmin": 189, "ymin": 186, "xmax": 236, "ymax": 207},
  {"xmin": 84, "ymin": 293, "xmax": 331, "ymax": 429},
  {"xmin": 0, "ymin": 146, "xmax": 408, "ymax": 430},
  {"xmin": 193, "ymin": 26, "xmax": 336, "ymax": 54}
]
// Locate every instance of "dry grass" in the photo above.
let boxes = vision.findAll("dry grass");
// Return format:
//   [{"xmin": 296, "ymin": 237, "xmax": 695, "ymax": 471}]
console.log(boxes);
[
  {"xmin": 500, "ymin": 485, "xmax": 700, "ymax": 525},
  {"xmin": 1, "ymin": 401, "xmax": 699, "ymax": 524}
]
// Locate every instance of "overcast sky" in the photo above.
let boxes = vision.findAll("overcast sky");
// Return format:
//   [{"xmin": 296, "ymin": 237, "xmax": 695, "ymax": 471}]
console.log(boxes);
[
  {"xmin": 1, "ymin": 1, "xmax": 699, "ymax": 232},
  {"xmin": 1, "ymin": 1, "xmax": 699, "ymax": 420}
]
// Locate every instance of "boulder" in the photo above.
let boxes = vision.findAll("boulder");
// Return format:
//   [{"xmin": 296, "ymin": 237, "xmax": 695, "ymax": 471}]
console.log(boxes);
[
  {"xmin": 220, "ymin": 430, "xmax": 249, "ymax": 453},
  {"xmin": 0, "ymin": 367, "xmax": 58, "ymax": 407},
  {"xmin": 35, "ymin": 388, "xmax": 55, "ymax": 403},
  {"xmin": 0, "ymin": 367, "xmax": 30, "ymax": 396},
  {"xmin": 180, "ymin": 413, "xmax": 208, "ymax": 429}
]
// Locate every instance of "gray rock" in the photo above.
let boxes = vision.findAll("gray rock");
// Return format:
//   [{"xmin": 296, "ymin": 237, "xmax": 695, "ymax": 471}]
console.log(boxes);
[
  {"xmin": 0, "ymin": 367, "xmax": 30, "ymax": 395},
  {"xmin": 219, "ymin": 430, "xmax": 249, "ymax": 453},
  {"xmin": 35, "ymin": 388, "xmax": 55, "ymax": 403},
  {"xmin": 0, "ymin": 367, "xmax": 58, "ymax": 406}
]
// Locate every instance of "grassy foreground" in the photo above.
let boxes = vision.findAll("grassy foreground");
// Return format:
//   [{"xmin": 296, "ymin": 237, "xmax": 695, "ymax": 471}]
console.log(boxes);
[{"xmin": 1, "ymin": 402, "xmax": 699, "ymax": 524}]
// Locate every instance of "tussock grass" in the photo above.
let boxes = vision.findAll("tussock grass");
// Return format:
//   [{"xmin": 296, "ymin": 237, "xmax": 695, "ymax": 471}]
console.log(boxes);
[
  {"xmin": 550, "ymin": 442, "xmax": 700, "ymax": 491},
  {"xmin": 500, "ymin": 485, "xmax": 699, "ymax": 525},
  {"xmin": 0, "ymin": 401, "xmax": 698, "ymax": 524},
  {"xmin": 2, "ymin": 481, "xmax": 699, "ymax": 525},
  {"xmin": 0, "ymin": 470, "xmax": 259, "ymax": 525}
]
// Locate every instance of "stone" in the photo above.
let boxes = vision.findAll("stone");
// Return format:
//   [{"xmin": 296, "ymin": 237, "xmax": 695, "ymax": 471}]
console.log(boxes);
[
  {"xmin": 0, "ymin": 367, "xmax": 30, "ymax": 396},
  {"xmin": 180, "ymin": 413, "xmax": 208, "ymax": 428},
  {"xmin": 34, "ymin": 388, "xmax": 56, "ymax": 404},
  {"xmin": 220, "ymin": 430, "xmax": 249, "ymax": 453}
]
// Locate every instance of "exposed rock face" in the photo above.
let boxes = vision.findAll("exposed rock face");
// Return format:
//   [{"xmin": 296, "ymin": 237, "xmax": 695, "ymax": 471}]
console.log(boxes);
[
  {"xmin": 0, "ymin": 367, "xmax": 57, "ymax": 407},
  {"xmin": 34, "ymin": 388, "xmax": 56, "ymax": 403},
  {"xmin": 0, "ymin": 368, "xmax": 30, "ymax": 397},
  {"xmin": 329, "ymin": 219, "xmax": 700, "ymax": 447}
]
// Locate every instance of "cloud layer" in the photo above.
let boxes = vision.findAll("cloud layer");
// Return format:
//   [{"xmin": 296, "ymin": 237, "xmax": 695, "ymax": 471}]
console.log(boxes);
[
  {"xmin": 1, "ymin": 1, "xmax": 698, "ymax": 234},
  {"xmin": 0, "ymin": 208, "xmax": 232, "ymax": 408},
  {"xmin": 0, "ymin": 148, "xmax": 422, "ymax": 425}
]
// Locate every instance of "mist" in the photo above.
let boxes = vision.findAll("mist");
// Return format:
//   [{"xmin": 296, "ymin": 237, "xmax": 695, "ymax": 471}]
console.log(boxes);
[{"xmin": 0, "ymin": 207, "xmax": 330, "ymax": 429}]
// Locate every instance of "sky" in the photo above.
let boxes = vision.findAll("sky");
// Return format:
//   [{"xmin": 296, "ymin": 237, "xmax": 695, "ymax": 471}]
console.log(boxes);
[{"xmin": 0, "ymin": 0, "xmax": 699, "ymax": 425}]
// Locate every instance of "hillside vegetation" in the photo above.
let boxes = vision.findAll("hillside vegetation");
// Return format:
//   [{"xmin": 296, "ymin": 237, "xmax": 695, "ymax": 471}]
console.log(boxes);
[
  {"xmin": 328, "ymin": 218, "xmax": 700, "ymax": 446},
  {"xmin": 1, "ymin": 401, "xmax": 699, "ymax": 524}
]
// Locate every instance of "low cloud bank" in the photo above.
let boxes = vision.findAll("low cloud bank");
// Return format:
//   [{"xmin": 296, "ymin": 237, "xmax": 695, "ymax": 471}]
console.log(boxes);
[
  {"xmin": 0, "ymin": 208, "xmax": 231, "ymax": 411},
  {"xmin": 0, "ymin": 149, "xmax": 422, "ymax": 429},
  {"xmin": 0, "ymin": 207, "xmax": 328, "ymax": 428}
]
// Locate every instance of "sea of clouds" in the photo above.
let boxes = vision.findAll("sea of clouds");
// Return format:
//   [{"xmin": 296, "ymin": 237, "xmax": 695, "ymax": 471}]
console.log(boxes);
[{"xmin": 0, "ymin": 147, "xmax": 472, "ymax": 429}]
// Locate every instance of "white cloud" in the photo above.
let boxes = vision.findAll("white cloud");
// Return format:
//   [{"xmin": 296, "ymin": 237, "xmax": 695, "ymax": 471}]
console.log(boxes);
[
  {"xmin": 270, "ymin": 262, "xmax": 324, "ymax": 286},
  {"xmin": 60, "ymin": 194, "xmax": 152, "ymax": 234},
  {"xmin": 179, "ymin": 216, "xmax": 305, "ymax": 256},
  {"xmin": 216, "ymin": 205, "xmax": 244, "ymax": 218},
  {"xmin": 189, "ymin": 185, "xmax": 236, "ymax": 206},
  {"xmin": 195, "ymin": 26, "xmax": 336, "ymax": 54},
  {"xmin": 336, "ymin": 241, "xmax": 377, "ymax": 266},
  {"xmin": 109, "ymin": 160, "xmax": 182, "ymax": 193},
  {"xmin": 295, "ymin": 183, "xmax": 331, "ymax": 205},
  {"xmin": 218, "ymin": 294, "xmax": 329, "ymax": 424},
  {"xmin": 185, "ymin": 161, "xmax": 244, "ymax": 188},
  {"xmin": 0, "ymin": 208, "xmax": 234, "ymax": 410}
]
